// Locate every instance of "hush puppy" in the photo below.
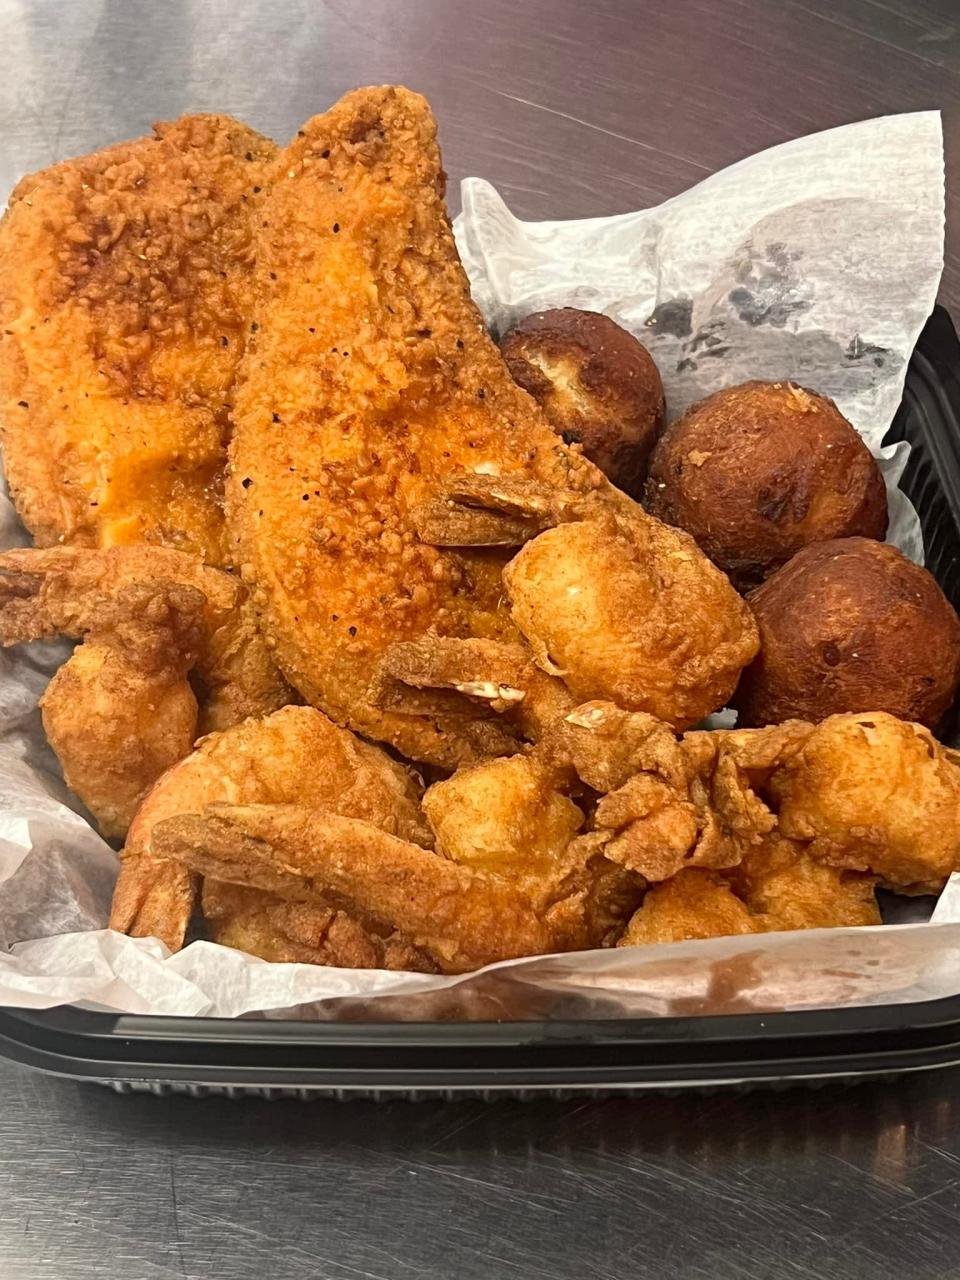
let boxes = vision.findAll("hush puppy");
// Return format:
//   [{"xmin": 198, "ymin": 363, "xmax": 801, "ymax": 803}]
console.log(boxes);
[
  {"xmin": 646, "ymin": 381, "xmax": 887, "ymax": 589},
  {"xmin": 734, "ymin": 537, "xmax": 960, "ymax": 729},
  {"xmin": 500, "ymin": 308, "xmax": 664, "ymax": 497}
]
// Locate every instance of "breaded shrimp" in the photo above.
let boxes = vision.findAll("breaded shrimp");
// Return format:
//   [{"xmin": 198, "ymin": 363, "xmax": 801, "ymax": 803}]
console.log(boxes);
[{"xmin": 110, "ymin": 705, "xmax": 430, "ymax": 953}]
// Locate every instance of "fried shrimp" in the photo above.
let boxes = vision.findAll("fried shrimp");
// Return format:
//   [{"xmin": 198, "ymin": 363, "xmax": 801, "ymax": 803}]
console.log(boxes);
[
  {"xmin": 0, "ymin": 545, "xmax": 291, "ymax": 833},
  {"xmin": 152, "ymin": 801, "xmax": 640, "ymax": 974},
  {"xmin": 110, "ymin": 705, "xmax": 431, "ymax": 954},
  {"xmin": 110, "ymin": 698, "xmax": 642, "ymax": 970}
]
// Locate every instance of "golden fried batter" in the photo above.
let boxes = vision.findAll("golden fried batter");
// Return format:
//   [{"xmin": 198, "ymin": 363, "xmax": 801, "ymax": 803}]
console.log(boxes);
[
  {"xmin": 769, "ymin": 712, "xmax": 960, "ymax": 894},
  {"xmin": 227, "ymin": 86, "xmax": 607, "ymax": 767},
  {"xmin": 110, "ymin": 705, "xmax": 430, "ymax": 952},
  {"xmin": 152, "ymin": 804, "xmax": 623, "ymax": 973},
  {"xmin": 617, "ymin": 710, "xmax": 959, "ymax": 948},
  {"xmin": 619, "ymin": 869, "xmax": 758, "ymax": 946},
  {"xmin": 228, "ymin": 86, "xmax": 754, "ymax": 767},
  {"xmin": 538, "ymin": 701, "xmax": 689, "ymax": 793},
  {"xmin": 421, "ymin": 752, "xmax": 642, "ymax": 942},
  {"xmin": 121, "ymin": 698, "xmax": 952, "ymax": 966},
  {"xmin": 0, "ymin": 116, "xmax": 276, "ymax": 562},
  {"xmin": 620, "ymin": 839, "xmax": 879, "ymax": 948},
  {"xmin": 591, "ymin": 741, "xmax": 776, "ymax": 882},
  {"xmin": 124, "ymin": 706, "xmax": 642, "ymax": 968},
  {"xmin": 502, "ymin": 512, "xmax": 759, "ymax": 728},
  {"xmin": 0, "ymin": 544, "xmax": 291, "ymax": 834},
  {"xmin": 424, "ymin": 754, "xmax": 584, "ymax": 877},
  {"xmin": 537, "ymin": 703, "xmax": 791, "ymax": 882},
  {"xmin": 408, "ymin": 474, "xmax": 582, "ymax": 548},
  {"xmin": 42, "ymin": 582, "xmax": 203, "ymax": 837},
  {"xmin": 201, "ymin": 880, "xmax": 437, "ymax": 971},
  {"xmin": 729, "ymin": 837, "xmax": 880, "ymax": 932},
  {"xmin": 0, "ymin": 545, "xmax": 290, "ymax": 734}
]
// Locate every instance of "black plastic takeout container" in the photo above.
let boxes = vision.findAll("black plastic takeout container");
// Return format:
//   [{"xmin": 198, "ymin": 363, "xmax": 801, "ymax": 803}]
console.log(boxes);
[{"xmin": 3, "ymin": 305, "xmax": 960, "ymax": 1098}]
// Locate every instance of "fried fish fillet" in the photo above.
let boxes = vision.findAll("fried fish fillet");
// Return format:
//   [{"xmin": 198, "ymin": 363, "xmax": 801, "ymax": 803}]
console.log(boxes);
[
  {"xmin": 228, "ymin": 86, "xmax": 603, "ymax": 767},
  {"xmin": 0, "ymin": 115, "xmax": 276, "ymax": 562},
  {"xmin": 229, "ymin": 86, "xmax": 756, "ymax": 768}
]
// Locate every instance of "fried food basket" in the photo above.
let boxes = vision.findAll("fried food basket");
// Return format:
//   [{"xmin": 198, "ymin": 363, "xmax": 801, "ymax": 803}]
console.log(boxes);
[{"xmin": 2, "ymin": 306, "xmax": 960, "ymax": 1098}]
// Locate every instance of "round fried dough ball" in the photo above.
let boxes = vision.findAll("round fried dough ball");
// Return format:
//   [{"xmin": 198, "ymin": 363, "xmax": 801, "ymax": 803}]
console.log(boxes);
[
  {"xmin": 645, "ymin": 381, "xmax": 888, "ymax": 590},
  {"xmin": 502, "ymin": 513, "xmax": 759, "ymax": 730},
  {"xmin": 500, "ymin": 308, "xmax": 665, "ymax": 497},
  {"xmin": 734, "ymin": 537, "xmax": 960, "ymax": 729}
]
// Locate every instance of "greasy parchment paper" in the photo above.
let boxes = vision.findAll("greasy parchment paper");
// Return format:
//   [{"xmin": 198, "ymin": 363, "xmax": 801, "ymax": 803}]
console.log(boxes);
[{"xmin": 0, "ymin": 110, "xmax": 954, "ymax": 1020}]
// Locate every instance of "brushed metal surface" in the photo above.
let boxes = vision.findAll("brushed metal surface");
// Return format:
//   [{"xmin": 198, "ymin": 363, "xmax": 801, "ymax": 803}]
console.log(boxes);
[
  {"xmin": 4, "ymin": 1060, "xmax": 960, "ymax": 1278},
  {"xmin": 1, "ymin": 1, "xmax": 960, "ymax": 1277},
  {"xmin": 0, "ymin": 0, "xmax": 956, "ymax": 304}
]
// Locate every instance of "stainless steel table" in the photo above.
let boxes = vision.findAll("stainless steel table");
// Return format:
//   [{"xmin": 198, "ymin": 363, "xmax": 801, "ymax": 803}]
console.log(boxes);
[
  {"xmin": 4, "ymin": 1062, "xmax": 960, "ymax": 1279},
  {"xmin": 1, "ymin": 2, "xmax": 960, "ymax": 1276}
]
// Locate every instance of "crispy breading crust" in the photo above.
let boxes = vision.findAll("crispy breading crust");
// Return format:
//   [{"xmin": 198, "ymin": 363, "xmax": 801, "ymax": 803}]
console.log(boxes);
[
  {"xmin": 618, "ymin": 849, "xmax": 880, "ymax": 949},
  {"xmin": 41, "ymin": 582, "xmax": 203, "ymax": 837},
  {"xmin": 503, "ymin": 512, "xmax": 759, "ymax": 728},
  {"xmin": 228, "ymin": 86, "xmax": 616, "ymax": 769},
  {"xmin": 0, "ymin": 115, "xmax": 276, "ymax": 561},
  {"xmin": 110, "ymin": 705, "xmax": 430, "ymax": 951},
  {"xmin": 152, "ymin": 805, "xmax": 593, "ymax": 973},
  {"xmin": 201, "ymin": 880, "xmax": 438, "ymax": 971},
  {"xmin": 0, "ymin": 545, "xmax": 291, "ymax": 735},
  {"xmin": 769, "ymin": 711, "xmax": 960, "ymax": 893}
]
